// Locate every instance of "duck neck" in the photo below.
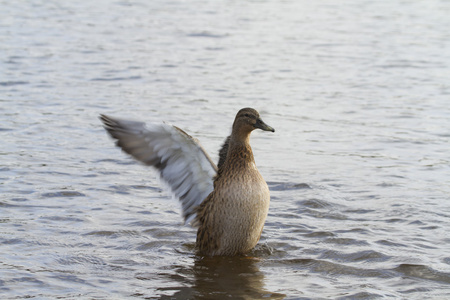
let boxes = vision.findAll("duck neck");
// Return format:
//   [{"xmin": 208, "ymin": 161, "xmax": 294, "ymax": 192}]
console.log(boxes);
[
  {"xmin": 226, "ymin": 132, "xmax": 255, "ymax": 166},
  {"xmin": 214, "ymin": 131, "xmax": 255, "ymax": 184}
]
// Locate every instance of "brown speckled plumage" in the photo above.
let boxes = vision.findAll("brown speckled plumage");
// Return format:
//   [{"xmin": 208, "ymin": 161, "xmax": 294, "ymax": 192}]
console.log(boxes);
[{"xmin": 196, "ymin": 108, "xmax": 274, "ymax": 256}]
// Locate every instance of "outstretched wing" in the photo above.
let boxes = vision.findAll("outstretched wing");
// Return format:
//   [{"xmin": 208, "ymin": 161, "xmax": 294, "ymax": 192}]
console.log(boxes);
[{"xmin": 100, "ymin": 114, "xmax": 218, "ymax": 225}]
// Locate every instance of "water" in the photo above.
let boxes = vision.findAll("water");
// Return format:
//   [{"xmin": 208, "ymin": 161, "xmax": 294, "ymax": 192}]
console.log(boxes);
[{"xmin": 1, "ymin": 0, "xmax": 450, "ymax": 298}]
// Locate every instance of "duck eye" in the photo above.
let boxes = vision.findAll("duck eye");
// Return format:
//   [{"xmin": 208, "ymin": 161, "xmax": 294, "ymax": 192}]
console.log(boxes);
[{"xmin": 244, "ymin": 113, "xmax": 250, "ymax": 117}]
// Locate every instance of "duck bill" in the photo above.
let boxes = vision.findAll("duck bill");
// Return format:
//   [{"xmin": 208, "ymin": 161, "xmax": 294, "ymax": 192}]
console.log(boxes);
[{"xmin": 255, "ymin": 118, "xmax": 275, "ymax": 132}]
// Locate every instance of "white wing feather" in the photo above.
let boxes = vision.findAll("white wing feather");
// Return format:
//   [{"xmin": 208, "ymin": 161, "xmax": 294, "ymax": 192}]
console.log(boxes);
[{"xmin": 100, "ymin": 115, "xmax": 218, "ymax": 225}]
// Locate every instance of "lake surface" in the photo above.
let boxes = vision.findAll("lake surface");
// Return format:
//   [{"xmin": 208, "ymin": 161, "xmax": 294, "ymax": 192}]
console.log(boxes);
[{"xmin": 1, "ymin": 0, "xmax": 450, "ymax": 299}]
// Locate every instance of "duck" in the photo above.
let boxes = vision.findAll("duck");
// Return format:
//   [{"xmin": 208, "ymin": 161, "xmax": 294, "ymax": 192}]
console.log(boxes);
[{"xmin": 100, "ymin": 107, "xmax": 275, "ymax": 256}]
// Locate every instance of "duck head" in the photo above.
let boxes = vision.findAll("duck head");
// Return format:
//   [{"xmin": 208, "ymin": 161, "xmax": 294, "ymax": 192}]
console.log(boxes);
[{"xmin": 232, "ymin": 108, "xmax": 275, "ymax": 138}]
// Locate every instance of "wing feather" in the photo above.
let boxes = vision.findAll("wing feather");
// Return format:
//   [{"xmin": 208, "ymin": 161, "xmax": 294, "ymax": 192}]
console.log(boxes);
[{"xmin": 100, "ymin": 114, "xmax": 217, "ymax": 225}]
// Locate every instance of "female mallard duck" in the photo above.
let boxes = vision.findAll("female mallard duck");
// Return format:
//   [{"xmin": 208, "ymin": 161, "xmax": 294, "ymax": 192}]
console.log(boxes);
[{"xmin": 100, "ymin": 108, "xmax": 275, "ymax": 256}]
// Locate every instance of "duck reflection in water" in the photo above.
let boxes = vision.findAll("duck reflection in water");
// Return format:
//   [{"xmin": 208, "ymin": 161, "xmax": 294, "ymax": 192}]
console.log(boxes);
[{"xmin": 157, "ymin": 254, "xmax": 285, "ymax": 299}]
